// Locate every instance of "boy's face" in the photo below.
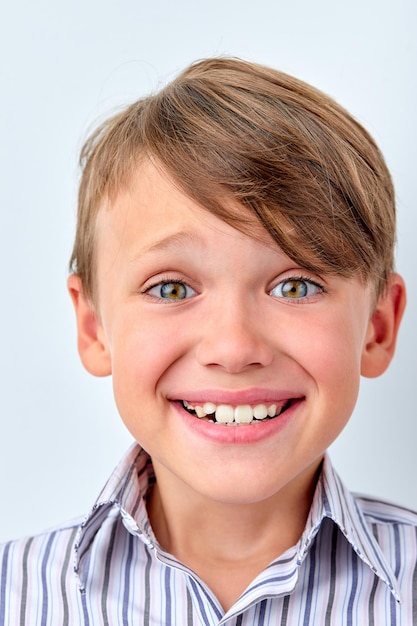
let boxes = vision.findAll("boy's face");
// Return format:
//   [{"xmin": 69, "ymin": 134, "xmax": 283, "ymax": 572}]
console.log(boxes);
[{"xmin": 71, "ymin": 160, "xmax": 403, "ymax": 506}]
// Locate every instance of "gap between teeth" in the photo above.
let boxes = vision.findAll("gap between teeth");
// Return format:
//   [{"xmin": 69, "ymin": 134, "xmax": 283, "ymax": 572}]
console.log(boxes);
[{"xmin": 182, "ymin": 401, "xmax": 283, "ymax": 424}]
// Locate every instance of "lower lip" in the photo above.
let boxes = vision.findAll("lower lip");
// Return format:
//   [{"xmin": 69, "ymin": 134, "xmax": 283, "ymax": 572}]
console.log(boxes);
[{"xmin": 172, "ymin": 400, "xmax": 301, "ymax": 445}]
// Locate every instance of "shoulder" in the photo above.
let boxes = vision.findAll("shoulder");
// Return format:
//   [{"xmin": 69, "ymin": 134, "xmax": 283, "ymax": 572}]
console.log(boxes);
[
  {"xmin": 352, "ymin": 494, "xmax": 417, "ymax": 609},
  {"xmin": 0, "ymin": 516, "xmax": 83, "ymax": 576},
  {"xmin": 0, "ymin": 519, "xmax": 86, "ymax": 624},
  {"xmin": 354, "ymin": 493, "xmax": 417, "ymax": 528},
  {"xmin": 354, "ymin": 493, "xmax": 417, "ymax": 578},
  {"xmin": 1, "ymin": 515, "xmax": 83, "ymax": 544}
]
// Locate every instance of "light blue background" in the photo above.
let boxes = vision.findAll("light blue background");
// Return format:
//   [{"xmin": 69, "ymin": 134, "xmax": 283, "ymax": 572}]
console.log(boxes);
[{"xmin": 0, "ymin": 0, "xmax": 415, "ymax": 542}]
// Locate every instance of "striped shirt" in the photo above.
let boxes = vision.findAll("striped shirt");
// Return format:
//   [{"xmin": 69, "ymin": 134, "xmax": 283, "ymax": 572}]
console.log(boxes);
[{"xmin": 1, "ymin": 444, "xmax": 417, "ymax": 625}]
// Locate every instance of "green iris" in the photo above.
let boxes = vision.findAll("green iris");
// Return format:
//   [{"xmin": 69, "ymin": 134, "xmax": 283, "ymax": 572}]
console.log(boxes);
[
  {"xmin": 281, "ymin": 280, "xmax": 308, "ymax": 298},
  {"xmin": 160, "ymin": 282, "xmax": 188, "ymax": 300}
]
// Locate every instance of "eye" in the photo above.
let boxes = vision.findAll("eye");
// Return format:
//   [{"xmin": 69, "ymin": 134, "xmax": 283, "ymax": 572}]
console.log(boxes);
[
  {"xmin": 270, "ymin": 278, "xmax": 323, "ymax": 300},
  {"xmin": 147, "ymin": 281, "xmax": 196, "ymax": 301}
]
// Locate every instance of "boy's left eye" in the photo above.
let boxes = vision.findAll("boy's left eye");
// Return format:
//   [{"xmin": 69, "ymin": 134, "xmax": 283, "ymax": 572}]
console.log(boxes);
[
  {"xmin": 270, "ymin": 278, "xmax": 322, "ymax": 300},
  {"xmin": 147, "ymin": 281, "xmax": 196, "ymax": 301}
]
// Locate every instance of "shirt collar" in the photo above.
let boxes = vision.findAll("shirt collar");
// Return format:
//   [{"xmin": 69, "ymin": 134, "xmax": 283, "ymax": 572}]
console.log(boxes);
[
  {"xmin": 74, "ymin": 445, "xmax": 401, "ymax": 602},
  {"xmin": 299, "ymin": 454, "xmax": 401, "ymax": 602},
  {"xmin": 74, "ymin": 443, "xmax": 156, "ymax": 589}
]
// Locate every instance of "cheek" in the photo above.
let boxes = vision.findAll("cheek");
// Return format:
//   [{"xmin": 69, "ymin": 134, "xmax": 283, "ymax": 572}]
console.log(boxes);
[
  {"xmin": 291, "ymin": 316, "xmax": 364, "ymax": 396},
  {"xmin": 110, "ymin": 336, "xmax": 167, "ymax": 446},
  {"xmin": 110, "ymin": 313, "xmax": 187, "ymax": 409}
]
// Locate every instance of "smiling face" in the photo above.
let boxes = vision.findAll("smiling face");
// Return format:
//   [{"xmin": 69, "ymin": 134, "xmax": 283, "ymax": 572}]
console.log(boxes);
[{"xmin": 69, "ymin": 159, "xmax": 405, "ymax": 507}]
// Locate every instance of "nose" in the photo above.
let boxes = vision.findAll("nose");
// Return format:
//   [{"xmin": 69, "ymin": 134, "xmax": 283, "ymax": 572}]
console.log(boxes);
[{"xmin": 195, "ymin": 299, "xmax": 274, "ymax": 374}]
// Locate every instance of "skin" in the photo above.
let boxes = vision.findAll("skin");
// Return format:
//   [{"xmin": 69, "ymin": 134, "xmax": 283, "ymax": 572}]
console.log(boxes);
[{"xmin": 68, "ymin": 159, "xmax": 406, "ymax": 611}]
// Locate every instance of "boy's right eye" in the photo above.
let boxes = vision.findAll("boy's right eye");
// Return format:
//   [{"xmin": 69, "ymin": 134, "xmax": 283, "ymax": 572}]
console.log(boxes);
[{"xmin": 146, "ymin": 281, "xmax": 196, "ymax": 301}]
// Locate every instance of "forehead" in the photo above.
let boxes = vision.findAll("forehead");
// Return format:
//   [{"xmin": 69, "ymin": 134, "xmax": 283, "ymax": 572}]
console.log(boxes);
[
  {"xmin": 92, "ymin": 160, "xmax": 375, "ymax": 312},
  {"xmin": 95, "ymin": 159, "xmax": 278, "ymax": 264}
]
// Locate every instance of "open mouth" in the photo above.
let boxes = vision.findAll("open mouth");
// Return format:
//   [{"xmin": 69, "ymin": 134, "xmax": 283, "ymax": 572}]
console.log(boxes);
[{"xmin": 181, "ymin": 399, "xmax": 294, "ymax": 425}]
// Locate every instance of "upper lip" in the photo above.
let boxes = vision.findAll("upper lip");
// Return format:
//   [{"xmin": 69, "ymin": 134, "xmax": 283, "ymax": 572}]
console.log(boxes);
[{"xmin": 170, "ymin": 389, "xmax": 304, "ymax": 405}]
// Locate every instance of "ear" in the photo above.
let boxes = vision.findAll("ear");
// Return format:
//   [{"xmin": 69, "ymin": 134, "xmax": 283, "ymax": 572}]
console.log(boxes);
[
  {"xmin": 67, "ymin": 274, "xmax": 112, "ymax": 377},
  {"xmin": 361, "ymin": 273, "xmax": 406, "ymax": 378}
]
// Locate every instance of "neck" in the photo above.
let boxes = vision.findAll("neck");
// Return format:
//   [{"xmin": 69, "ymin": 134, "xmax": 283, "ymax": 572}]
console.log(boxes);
[{"xmin": 147, "ymin": 459, "xmax": 322, "ymax": 611}]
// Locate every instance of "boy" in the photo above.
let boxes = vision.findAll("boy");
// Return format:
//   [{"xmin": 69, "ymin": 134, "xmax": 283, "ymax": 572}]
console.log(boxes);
[{"xmin": 0, "ymin": 57, "xmax": 414, "ymax": 625}]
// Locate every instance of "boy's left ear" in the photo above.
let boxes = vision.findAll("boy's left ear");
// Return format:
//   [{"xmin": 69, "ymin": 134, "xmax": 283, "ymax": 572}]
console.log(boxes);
[{"xmin": 361, "ymin": 273, "xmax": 406, "ymax": 378}]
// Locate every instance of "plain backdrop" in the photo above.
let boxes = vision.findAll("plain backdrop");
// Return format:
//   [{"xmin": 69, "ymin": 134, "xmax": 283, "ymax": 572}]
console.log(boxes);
[{"xmin": 0, "ymin": 0, "xmax": 415, "ymax": 542}]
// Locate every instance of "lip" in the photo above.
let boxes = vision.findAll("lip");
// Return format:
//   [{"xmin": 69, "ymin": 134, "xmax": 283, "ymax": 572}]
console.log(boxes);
[
  {"xmin": 171, "ymin": 395, "xmax": 304, "ymax": 445},
  {"xmin": 170, "ymin": 388, "xmax": 303, "ymax": 406}
]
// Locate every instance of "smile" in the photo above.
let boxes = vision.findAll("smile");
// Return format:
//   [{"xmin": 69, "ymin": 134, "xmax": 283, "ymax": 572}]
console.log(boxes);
[{"xmin": 181, "ymin": 400, "xmax": 292, "ymax": 425}]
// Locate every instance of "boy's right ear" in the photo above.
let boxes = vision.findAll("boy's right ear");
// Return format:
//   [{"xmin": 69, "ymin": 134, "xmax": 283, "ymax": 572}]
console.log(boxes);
[{"xmin": 67, "ymin": 274, "xmax": 112, "ymax": 377}]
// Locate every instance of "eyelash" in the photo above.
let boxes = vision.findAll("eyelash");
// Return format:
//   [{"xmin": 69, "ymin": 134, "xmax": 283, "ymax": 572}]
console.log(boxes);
[
  {"xmin": 270, "ymin": 275, "xmax": 326, "ymax": 301},
  {"xmin": 142, "ymin": 275, "xmax": 197, "ymax": 302},
  {"xmin": 142, "ymin": 274, "xmax": 326, "ymax": 303}
]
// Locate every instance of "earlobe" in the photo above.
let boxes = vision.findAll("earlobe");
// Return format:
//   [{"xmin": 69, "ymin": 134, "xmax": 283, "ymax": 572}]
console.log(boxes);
[
  {"xmin": 361, "ymin": 273, "xmax": 406, "ymax": 378},
  {"xmin": 67, "ymin": 274, "xmax": 112, "ymax": 377}
]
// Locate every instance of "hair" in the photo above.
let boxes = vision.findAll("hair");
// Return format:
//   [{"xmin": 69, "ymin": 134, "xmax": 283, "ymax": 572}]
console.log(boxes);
[{"xmin": 70, "ymin": 57, "xmax": 396, "ymax": 301}]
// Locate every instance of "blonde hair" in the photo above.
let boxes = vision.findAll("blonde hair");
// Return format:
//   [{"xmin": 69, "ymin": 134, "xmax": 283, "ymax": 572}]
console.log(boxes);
[{"xmin": 70, "ymin": 57, "xmax": 396, "ymax": 299}]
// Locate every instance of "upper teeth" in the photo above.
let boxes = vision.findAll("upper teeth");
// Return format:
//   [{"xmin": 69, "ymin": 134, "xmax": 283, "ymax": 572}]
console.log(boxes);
[{"xmin": 182, "ymin": 401, "xmax": 282, "ymax": 424}]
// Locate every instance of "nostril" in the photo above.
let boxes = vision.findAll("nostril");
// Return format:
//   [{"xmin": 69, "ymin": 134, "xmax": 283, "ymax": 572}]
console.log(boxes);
[{"xmin": 196, "ymin": 338, "xmax": 274, "ymax": 373}]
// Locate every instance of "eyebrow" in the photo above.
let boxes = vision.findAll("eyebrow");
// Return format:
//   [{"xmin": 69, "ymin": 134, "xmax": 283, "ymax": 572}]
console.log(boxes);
[{"xmin": 129, "ymin": 231, "xmax": 201, "ymax": 262}]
